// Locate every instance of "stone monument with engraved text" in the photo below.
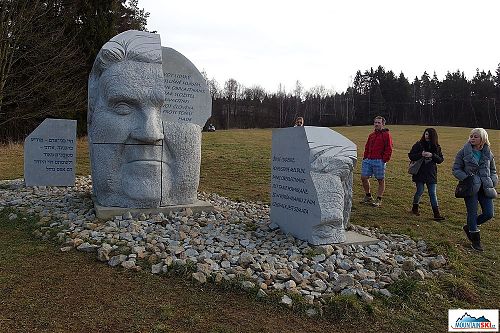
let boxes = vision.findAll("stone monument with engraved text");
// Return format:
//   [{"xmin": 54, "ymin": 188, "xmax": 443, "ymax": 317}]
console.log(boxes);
[
  {"xmin": 270, "ymin": 126, "xmax": 357, "ymax": 244},
  {"xmin": 24, "ymin": 118, "xmax": 77, "ymax": 186},
  {"xmin": 87, "ymin": 30, "xmax": 211, "ymax": 215}
]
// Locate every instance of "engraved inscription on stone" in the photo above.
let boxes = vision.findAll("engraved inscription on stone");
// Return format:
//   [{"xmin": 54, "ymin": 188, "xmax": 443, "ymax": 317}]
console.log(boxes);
[
  {"xmin": 24, "ymin": 118, "xmax": 77, "ymax": 186},
  {"xmin": 270, "ymin": 126, "xmax": 357, "ymax": 245},
  {"xmin": 271, "ymin": 155, "xmax": 317, "ymax": 216},
  {"xmin": 161, "ymin": 47, "xmax": 211, "ymax": 126}
]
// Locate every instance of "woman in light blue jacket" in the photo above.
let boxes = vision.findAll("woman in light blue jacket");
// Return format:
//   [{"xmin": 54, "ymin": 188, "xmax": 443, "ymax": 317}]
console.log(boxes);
[{"xmin": 452, "ymin": 128, "xmax": 498, "ymax": 251}]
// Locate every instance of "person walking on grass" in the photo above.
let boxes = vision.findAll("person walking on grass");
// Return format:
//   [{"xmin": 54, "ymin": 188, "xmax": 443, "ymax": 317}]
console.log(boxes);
[
  {"xmin": 408, "ymin": 128, "xmax": 445, "ymax": 220},
  {"xmin": 452, "ymin": 128, "xmax": 497, "ymax": 252},
  {"xmin": 360, "ymin": 116, "xmax": 393, "ymax": 207}
]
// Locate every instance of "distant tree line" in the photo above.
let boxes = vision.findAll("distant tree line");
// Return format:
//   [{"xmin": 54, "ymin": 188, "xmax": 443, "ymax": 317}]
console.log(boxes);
[
  {"xmin": 1, "ymin": 2, "xmax": 498, "ymax": 142},
  {"xmin": 0, "ymin": 0, "xmax": 148, "ymax": 142},
  {"xmin": 205, "ymin": 64, "xmax": 500, "ymax": 130}
]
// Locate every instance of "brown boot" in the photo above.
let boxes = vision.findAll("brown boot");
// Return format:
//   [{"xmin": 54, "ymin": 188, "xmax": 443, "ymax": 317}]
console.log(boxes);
[
  {"xmin": 411, "ymin": 203, "xmax": 420, "ymax": 216},
  {"xmin": 432, "ymin": 206, "xmax": 445, "ymax": 221}
]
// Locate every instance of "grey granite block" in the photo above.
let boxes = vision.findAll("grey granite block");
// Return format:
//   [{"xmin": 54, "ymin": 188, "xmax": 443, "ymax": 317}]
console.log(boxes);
[{"xmin": 270, "ymin": 126, "xmax": 357, "ymax": 244}]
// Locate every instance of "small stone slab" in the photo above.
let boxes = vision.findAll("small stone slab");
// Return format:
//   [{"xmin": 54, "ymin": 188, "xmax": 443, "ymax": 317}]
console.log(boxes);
[
  {"xmin": 24, "ymin": 118, "xmax": 77, "ymax": 186},
  {"xmin": 93, "ymin": 198, "xmax": 214, "ymax": 220},
  {"xmin": 343, "ymin": 231, "xmax": 379, "ymax": 246}
]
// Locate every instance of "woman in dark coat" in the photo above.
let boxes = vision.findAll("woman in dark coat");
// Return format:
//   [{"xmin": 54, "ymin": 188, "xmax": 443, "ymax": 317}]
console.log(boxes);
[{"xmin": 408, "ymin": 128, "xmax": 444, "ymax": 220}]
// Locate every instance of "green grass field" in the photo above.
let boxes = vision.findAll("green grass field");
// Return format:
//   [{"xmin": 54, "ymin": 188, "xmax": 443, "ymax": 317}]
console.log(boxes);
[{"xmin": 1, "ymin": 125, "xmax": 499, "ymax": 332}]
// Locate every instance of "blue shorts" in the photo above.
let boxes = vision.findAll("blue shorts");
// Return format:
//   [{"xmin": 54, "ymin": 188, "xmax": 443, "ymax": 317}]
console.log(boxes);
[{"xmin": 361, "ymin": 159, "xmax": 386, "ymax": 180}]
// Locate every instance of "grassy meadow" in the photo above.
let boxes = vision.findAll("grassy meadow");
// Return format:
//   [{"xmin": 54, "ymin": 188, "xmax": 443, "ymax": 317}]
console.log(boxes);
[{"xmin": 0, "ymin": 125, "xmax": 499, "ymax": 332}]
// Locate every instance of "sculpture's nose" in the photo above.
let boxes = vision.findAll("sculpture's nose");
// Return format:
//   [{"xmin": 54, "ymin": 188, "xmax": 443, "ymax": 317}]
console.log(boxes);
[{"xmin": 131, "ymin": 107, "xmax": 164, "ymax": 143}]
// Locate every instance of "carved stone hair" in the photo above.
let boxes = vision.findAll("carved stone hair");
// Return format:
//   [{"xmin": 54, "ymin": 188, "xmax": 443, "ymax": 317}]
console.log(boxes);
[{"xmin": 87, "ymin": 31, "xmax": 162, "ymax": 126}]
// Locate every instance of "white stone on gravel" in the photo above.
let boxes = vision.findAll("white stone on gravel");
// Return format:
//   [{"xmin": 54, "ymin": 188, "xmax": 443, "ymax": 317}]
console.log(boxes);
[
  {"xmin": 313, "ymin": 279, "xmax": 327, "ymax": 292},
  {"xmin": 121, "ymin": 260, "xmax": 136, "ymax": 269},
  {"xmin": 151, "ymin": 263, "xmax": 163, "ymax": 274},
  {"xmin": 412, "ymin": 269, "xmax": 425, "ymax": 280},
  {"xmin": 256, "ymin": 289, "xmax": 267, "ymax": 298},
  {"xmin": 108, "ymin": 255, "xmax": 127, "ymax": 267},
  {"xmin": 239, "ymin": 252, "xmax": 255, "ymax": 266},
  {"xmin": 312, "ymin": 254, "xmax": 326, "ymax": 262},
  {"xmin": 340, "ymin": 288, "xmax": 357, "ymax": 296},
  {"xmin": 306, "ymin": 308, "xmax": 319, "ymax": 317},
  {"xmin": 290, "ymin": 269, "xmax": 303, "ymax": 283},
  {"xmin": 379, "ymin": 289, "xmax": 392, "ymax": 297},
  {"xmin": 241, "ymin": 281, "xmax": 255, "ymax": 290},
  {"xmin": 97, "ymin": 243, "xmax": 112, "ymax": 261},
  {"xmin": 192, "ymin": 272, "xmax": 207, "ymax": 283},
  {"xmin": 77, "ymin": 242, "xmax": 98, "ymax": 252},
  {"xmin": 281, "ymin": 295, "xmax": 293, "ymax": 307},
  {"xmin": 285, "ymin": 280, "xmax": 296, "ymax": 290},
  {"xmin": 358, "ymin": 290, "xmax": 374, "ymax": 303}
]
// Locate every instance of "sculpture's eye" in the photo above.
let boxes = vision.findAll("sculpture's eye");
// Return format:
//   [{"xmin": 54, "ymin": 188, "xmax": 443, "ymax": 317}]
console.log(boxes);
[{"xmin": 113, "ymin": 102, "xmax": 133, "ymax": 115}]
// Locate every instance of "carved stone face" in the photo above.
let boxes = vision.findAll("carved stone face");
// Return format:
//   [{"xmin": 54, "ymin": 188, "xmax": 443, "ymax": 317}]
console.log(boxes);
[
  {"xmin": 88, "ymin": 31, "xmax": 211, "ymax": 209},
  {"xmin": 89, "ymin": 61, "xmax": 166, "ymax": 207},
  {"xmin": 89, "ymin": 60, "xmax": 202, "ymax": 208}
]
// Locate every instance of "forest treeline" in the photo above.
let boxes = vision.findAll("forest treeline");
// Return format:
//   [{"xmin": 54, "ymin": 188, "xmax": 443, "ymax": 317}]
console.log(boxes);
[
  {"xmin": 1, "ymin": 1, "xmax": 499, "ymax": 142},
  {"xmin": 206, "ymin": 65, "xmax": 500, "ymax": 131}
]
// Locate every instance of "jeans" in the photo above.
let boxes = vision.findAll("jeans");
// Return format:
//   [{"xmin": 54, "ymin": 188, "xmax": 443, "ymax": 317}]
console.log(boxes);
[
  {"xmin": 413, "ymin": 182, "xmax": 438, "ymax": 207},
  {"xmin": 464, "ymin": 189, "xmax": 494, "ymax": 232}
]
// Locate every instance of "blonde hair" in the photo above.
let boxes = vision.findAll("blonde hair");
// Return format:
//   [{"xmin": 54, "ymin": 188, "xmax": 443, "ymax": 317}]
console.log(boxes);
[{"xmin": 470, "ymin": 128, "xmax": 490, "ymax": 148}]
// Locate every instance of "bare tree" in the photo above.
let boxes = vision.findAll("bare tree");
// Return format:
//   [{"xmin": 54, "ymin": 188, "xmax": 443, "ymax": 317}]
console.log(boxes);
[
  {"xmin": 208, "ymin": 77, "xmax": 221, "ymax": 99},
  {"xmin": 0, "ymin": 0, "xmax": 35, "ymax": 115},
  {"xmin": 243, "ymin": 85, "xmax": 266, "ymax": 102},
  {"xmin": 278, "ymin": 83, "xmax": 285, "ymax": 127},
  {"xmin": 223, "ymin": 78, "xmax": 239, "ymax": 128},
  {"xmin": 0, "ymin": 0, "xmax": 86, "ymax": 138},
  {"xmin": 293, "ymin": 80, "xmax": 303, "ymax": 121},
  {"xmin": 201, "ymin": 70, "xmax": 221, "ymax": 99}
]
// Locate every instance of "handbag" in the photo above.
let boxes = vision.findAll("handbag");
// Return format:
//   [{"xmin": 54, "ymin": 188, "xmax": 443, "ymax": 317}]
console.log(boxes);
[
  {"xmin": 455, "ymin": 176, "xmax": 474, "ymax": 198},
  {"xmin": 408, "ymin": 158, "xmax": 424, "ymax": 175}
]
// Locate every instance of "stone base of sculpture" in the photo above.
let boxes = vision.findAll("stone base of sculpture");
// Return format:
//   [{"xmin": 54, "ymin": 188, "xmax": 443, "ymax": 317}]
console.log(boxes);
[
  {"xmin": 93, "ymin": 197, "xmax": 214, "ymax": 220},
  {"xmin": 343, "ymin": 231, "xmax": 378, "ymax": 246}
]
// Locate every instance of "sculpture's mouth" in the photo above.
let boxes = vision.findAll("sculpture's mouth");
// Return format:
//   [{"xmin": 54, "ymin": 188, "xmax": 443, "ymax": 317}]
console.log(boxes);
[
  {"xmin": 124, "ymin": 145, "xmax": 163, "ymax": 166},
  {"xmin": 126, "ymin": 159, "xmax": 163, "ymax": 165}
]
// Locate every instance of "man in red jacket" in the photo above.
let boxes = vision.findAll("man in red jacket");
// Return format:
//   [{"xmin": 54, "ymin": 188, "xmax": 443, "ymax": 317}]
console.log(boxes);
[{"xmin": 360, "ymin": 116, "xmax": 393, "ymax": 207}]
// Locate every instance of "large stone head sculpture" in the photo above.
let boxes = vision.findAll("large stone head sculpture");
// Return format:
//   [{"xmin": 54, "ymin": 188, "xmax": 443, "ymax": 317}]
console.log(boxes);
[{"xmin": 88, "ymin": 30, "xmax": 211, "ymax": 208}]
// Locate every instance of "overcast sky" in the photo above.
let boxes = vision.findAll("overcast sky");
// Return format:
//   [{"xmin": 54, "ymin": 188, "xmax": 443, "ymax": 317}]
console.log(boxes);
[{"xmin": 139, "ymin": 0, "xmax": 499, "ymax": 94}]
